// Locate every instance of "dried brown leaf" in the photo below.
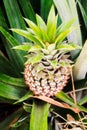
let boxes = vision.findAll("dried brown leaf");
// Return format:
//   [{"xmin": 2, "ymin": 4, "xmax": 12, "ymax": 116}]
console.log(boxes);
[{"xmin": 33, "ymin": 96, "xmax": 80, "ymax": 113}]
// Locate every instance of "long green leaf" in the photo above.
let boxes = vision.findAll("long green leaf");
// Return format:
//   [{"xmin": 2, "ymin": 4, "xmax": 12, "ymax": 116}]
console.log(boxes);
[
  {"xmin": 56, "ymin": 91, "xmax": 75, "ymax": 107},
  {"xmin": 0, "ymin": 27, "xmax": 25, "ymax": 75},
  {"xmin": 55, "ymin": 27, "xmax": 75, "ymax": 45},
  {"xmin": 0, "ymin": 73, "xmax": 25, "ymax": 87},
  {"xmin": 40, "ymin": 0, "xmax": 53, "ymax": 21},
  {"xmin": 3, "ymin": 0, "xmax": 27, "ymax": 43},
  {"xmin": 11, "ymin": 28, "xmax": 45, "ymax": 48},
  {"xmin": 77, "ymin": 0, "xmax": 87, "ymax": 29},
  {"xmin": 56, "ymin": 19, "xmax": 75, "ymax": 36},
  {"xmin": 47, "ymin": 5, "xmax": 57, "ymax": 41},
  {"xmin": 18, "ymin": 0, "xmax": 36, "ymax": 23},
  {"xmin": 24, "ymin": 18, "xmax": 48, "ymax": 45},
  {"xmin": 57, "ymin": 43, "xmax": 81, "ymax": 51},
  {"xmin": 0, "ymin": 82, "xmax": 26, "ymax": 100},
  {"xmin": 13, "ymin": 44, "xmax": 32, "ymax": 51},
  {"xmin": 56, "ymin": 91, "xmax": 87, "ymax": 113},
  {"xmin": 24, "ymin": 18, "xmax": 42, "ymax": 38},
  {"xmin": 36, "ymin": 14, "xmax": 46, "ymax": 30},
  {"xmin": 0, "ymin": 6, "xmax": 8, "ymax": 28},
  {"xmin": 30, "ymin": 101, "xmax": 50, "ymax": 130}
]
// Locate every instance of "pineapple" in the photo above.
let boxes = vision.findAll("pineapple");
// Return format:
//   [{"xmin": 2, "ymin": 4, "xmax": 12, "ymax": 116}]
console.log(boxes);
[{"xmin": 12, "ymin": 5, "xmax": 80, "ymax": 97}]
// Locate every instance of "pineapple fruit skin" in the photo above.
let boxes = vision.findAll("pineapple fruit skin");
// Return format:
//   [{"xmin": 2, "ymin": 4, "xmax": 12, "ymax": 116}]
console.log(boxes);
[{"xmin": 24, "ymin": 55, "xmax": 71, "ymax": 97}]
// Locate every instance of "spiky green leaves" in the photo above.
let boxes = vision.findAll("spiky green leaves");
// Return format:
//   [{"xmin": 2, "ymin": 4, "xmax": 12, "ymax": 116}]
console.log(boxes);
[
  {"xmin": 12, "ymin": 5, "xmax": 76, "ymax": 47},
  {"xmin": 12, "ymin": 5, "xmax": 81, "ymax": 65},
  {"xmin": 47, "ymin": 5, "xmax": 58, "ymax": 42}
]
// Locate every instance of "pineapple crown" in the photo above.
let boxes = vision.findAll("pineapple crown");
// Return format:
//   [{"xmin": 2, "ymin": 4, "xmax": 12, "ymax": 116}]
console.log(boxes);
[{"xmin": 12, "ymin": 5, "xmax": 81, "ymax": 65}]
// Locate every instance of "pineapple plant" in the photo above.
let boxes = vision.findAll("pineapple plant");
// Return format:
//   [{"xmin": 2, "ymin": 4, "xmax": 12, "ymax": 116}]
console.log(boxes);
[
  {"xmin": 1, "ymin": 1, "xmax": 87, "ymax": 130},
  {"xmin": 12, "ymin": 5, "xmax": 80, "ymax": 97}
]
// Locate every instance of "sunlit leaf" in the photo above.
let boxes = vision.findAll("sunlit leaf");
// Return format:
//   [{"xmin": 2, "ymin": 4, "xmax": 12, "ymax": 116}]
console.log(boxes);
[
  {"xmin": 24, "ymin": 18, "xmax": 43, "ymax": 39},
  {"xmin": 55, "ymin": 26, "xmax": 75, "ymax": 46},
  {"xmin": 30, "ymin": 101, "xmax": 50, "ymax": 130},
  {"xmin": 13, "ymin": 44, "xmax": 32, "ymax": 51},
  {"xmin": 57, "ymin": 43, "xmax": 81, "ymax": 51},
  {"xmin": 29, "ymin": 45, "xmax": 42, "ymax": 52},
  {"xmin": 48, "ymin": 59, "xmax": 58, "ymax": 68},
  {"xmin": 56, "ymin": 19, "xmax": 75, "ymax": 36},
  {"xmin": 47, "ymin": 5, "xmax": 58, "ymax": 41},
  {"xmin": 11, "ymin": 28, "xmax": 45, "ymax": 48},
  {"xmin": 36, "ymin": 14, "xmax": 46, "ymax": 30},
  {"xmin": 26, "ymin": 53, "xmax": 44, "ymax": 64}
]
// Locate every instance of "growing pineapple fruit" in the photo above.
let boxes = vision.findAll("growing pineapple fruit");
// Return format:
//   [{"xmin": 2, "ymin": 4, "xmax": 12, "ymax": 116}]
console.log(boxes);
[{"xmin": 12, "ymin": 5, "xmax": 80, "ymax": 97}]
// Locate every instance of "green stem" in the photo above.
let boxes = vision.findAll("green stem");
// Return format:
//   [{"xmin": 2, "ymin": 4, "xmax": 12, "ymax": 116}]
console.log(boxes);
[{"xmin": 30, "ymin": 100, "xmax": 50, "ymax": 130}]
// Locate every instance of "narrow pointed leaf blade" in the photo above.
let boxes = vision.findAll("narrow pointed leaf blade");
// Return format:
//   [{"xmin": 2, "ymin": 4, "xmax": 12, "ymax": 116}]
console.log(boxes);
[
  {"xmin": 23, "ymin": 103, "xmax": 32, "ymax": 113},
  {"xmin": 56, "ymin": 91, "xmax": 75, "ymax": 107},
  {"xmin": 78, "ymin": 1, "xmax": 87, "ymax": 29},
  {"xmin": 27, "ymin": 53, "xmax": 44, "ymax": 64},
  {"xmin": 13, "ymin": 44, "xmax": 32, "ymax": 51},
  {"xmin": 47, "ymin": 5, "xmax": 57, "ymax": 41},
  {"xmin": 0, "ymin": 73, "xmax": 25, "ymax": 87},
  {"xmin": 56, "ymin": 19, "xmax": 75, "ymax": 36},
  {"xmin": 47, "ymin": 5, "xmax": 55, "ymax": 30},
  {"xmin": 36, "ymin": 14, "xmax": 46, "ymax": 30},
  {"xmin": 18, "ymin": 0, "xmax": 36, "ymax": 23},
  {"xmin": 57, "ymin": 43, "xmax": 81, "ymax": 51},
  {"xmin": 56, "ymin": 91, "xmax": 87, "ymax": 113},
  {"xmin": 0, "ymin": 82, "xmax": 26, "ymax": 101},
  {"xmin": 40, "ymin": 0, "xmax": 53, "ymax": 21},
  {"xmin": 48, "ymin": 15, "xmax": 58, "ymax": 42},
  {"xmin": 55, "ymin": 27, "xmax": 75, "ymax": 45},
  {"xmin": 24, "ymin": 18, "xmax": 42, "ymax": 39},
  {"xmin": 11, "ymin": 28, "xmax": 45, "ymax": 48},
  {"xmin": 3, "ymin": 0, "xmax": 27, "ymax": 43}
]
